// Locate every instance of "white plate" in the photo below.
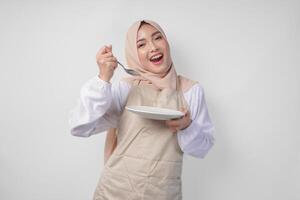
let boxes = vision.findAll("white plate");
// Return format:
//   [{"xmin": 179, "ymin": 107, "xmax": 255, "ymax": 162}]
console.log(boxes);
[{"xmin": 125, "ymin": 105, "xmax": 184, "ymax": 120}]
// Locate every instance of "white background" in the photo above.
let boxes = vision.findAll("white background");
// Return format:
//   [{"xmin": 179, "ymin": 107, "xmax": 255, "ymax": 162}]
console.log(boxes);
[{"xmin": 0, "ymin": 0, "xmax": 299, "ymax": 199}]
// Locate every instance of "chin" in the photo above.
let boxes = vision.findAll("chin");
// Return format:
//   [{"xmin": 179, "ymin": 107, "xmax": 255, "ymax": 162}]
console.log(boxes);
[{"xmin": 149, "ymin": 64, "xmax": 169, "ymax": 74}]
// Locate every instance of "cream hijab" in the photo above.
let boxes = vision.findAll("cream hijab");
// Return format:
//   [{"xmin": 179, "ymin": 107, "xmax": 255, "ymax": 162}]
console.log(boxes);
[{"xmin": 122, "ymin": 19, "xmax": 196, "ymax": 92}]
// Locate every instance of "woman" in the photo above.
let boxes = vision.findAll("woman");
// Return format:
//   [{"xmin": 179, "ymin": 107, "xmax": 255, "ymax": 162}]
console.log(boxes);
[
  {"xmin": 69, "ymin": 20, "xmax": 215, "ymax": 200},
  {"xmin": 103, "ymin": 128, "xmax": 117, "ymax": 164}
]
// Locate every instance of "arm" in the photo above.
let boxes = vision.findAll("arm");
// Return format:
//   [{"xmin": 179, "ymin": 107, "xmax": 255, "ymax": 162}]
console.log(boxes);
[
  {"xmin": 177, "ymin": 83, "xmax": 216, "ymax": 158},
  {"xmin": 68, "ymin": 76, "xmax": 130, "ymax": 137},
  {"xmin": 104, "ymin": 128, "xmax": 118, "ymax": 164},
  {"xmin": 69, "ymin": 44, "xmax": 129, "ymax": 137}
]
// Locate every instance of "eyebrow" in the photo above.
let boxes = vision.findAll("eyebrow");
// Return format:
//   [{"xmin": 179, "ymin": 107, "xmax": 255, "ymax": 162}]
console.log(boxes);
[{"xmin": 137, "ymin": 31, "xmax": 161, "ymax": 43}]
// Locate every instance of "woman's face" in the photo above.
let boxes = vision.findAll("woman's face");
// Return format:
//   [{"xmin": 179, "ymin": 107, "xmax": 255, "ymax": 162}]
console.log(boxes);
[{"xmin": 136, "ymin": 23, "xmax": 172, "ymax": 75}]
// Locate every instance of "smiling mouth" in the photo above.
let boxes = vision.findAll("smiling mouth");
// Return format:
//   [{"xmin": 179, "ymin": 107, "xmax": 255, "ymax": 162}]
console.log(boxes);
[{"xmin": 149, "ymin": 53, "xmax": 164, "ymax": 64}]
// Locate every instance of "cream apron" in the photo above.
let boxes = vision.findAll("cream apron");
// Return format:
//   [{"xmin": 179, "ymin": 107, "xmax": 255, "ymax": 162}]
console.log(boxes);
[{"xmin": 93, "ymin": 76, "xmax": 188, "ymax": 200}]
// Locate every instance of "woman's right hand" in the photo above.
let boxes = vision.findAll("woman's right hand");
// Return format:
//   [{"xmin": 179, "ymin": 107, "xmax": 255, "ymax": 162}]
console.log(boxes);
[{"xmin": 96, "ymin": 44, "xmax": 118, "ymax": 82}]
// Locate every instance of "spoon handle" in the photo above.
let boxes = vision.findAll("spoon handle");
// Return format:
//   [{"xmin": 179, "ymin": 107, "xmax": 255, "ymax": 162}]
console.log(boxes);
[{"xmin": 117, "ymin": 60, "xmax": 126, "ymax": 70}]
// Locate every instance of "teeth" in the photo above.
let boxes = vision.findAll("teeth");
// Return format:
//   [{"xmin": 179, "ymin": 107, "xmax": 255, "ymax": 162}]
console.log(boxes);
[{"xmin": 150, "ymin": 54, "xmax": 162, "ymax": 60}]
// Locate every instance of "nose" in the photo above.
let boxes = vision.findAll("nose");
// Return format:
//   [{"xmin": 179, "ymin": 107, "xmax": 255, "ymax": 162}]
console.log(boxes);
[{"xmin": 149, "ymin": 41, "xmax": 158, "ymax": 52}]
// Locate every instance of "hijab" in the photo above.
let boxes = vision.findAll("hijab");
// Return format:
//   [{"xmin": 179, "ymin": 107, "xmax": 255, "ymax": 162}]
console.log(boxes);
[{"xmin": 122, "ymin": 19, "xmax": 196, "ymax": 93}]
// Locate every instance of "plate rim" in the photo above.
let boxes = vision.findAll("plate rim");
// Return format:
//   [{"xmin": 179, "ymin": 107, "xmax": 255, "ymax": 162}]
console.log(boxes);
[{"xmin": 125, "ymin": 105, "xmax": 184, "ymax": 117}]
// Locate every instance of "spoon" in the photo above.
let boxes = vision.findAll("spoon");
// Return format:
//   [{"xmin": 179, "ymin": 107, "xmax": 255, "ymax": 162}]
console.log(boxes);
[{"xmin": 117, "ymin": 60, "xmax": 140, "ymax": 76}]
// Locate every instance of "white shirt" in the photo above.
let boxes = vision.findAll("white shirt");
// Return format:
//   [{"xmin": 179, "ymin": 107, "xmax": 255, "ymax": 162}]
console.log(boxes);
[{"xmin": 69, "ymin": 76, "xmax": 215, "ymax": 159}]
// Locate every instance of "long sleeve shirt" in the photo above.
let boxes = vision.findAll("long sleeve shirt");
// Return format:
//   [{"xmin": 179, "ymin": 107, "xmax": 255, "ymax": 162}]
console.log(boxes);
[{"xmin": 69, "ymin": 76, "xmax": 216, "ymax": 159}]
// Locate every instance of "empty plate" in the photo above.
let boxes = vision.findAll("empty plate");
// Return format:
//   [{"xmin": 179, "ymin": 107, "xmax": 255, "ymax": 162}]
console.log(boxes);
[{"xmin": 125, "ymin": 105, "xmax": 184, "ymax": 120}]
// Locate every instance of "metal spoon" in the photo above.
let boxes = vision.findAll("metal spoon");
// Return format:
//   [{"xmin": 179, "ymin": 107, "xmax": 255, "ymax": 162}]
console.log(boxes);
[{"xmin": 117, "ymin": 60, "xmax": 140, "ymax": 76}]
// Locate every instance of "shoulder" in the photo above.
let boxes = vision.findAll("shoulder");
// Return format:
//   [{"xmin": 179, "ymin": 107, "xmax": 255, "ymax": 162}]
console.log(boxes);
[
  {"xmin": 183, "ymin": 82, "xmax": 205, "ymax": 102},
  {"xmin": 178, "ymin": 75, "xmax": 203, "ymax": 93},
  {"xmin": 178, "ymin": 74, "xmax": 197, "ymax": 83},
  {"xmin": 178, "ymin": 75, "xmax": 198, "ymax": 93},
  {"xmin": 181, "ymin": 81, "xmax": 207, "ymax": 119},
  {"xmin": 180, "ymin": 76, "xmax": 206, "ymax": 108}
]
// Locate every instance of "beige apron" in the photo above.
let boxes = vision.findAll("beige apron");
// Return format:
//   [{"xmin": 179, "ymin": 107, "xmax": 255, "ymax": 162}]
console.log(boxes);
[{"xmin": 93, "ymin": 76, "xmax": 188, "ymax": 200}]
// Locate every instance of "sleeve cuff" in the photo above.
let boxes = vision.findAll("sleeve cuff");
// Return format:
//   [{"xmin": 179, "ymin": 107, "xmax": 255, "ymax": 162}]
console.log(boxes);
[
  {"xmin": 178, "ymin": 119, "xmax": 196, "ymax": 136},
  {"xmin": 92, "ymin": 75, "xmax": 112, "ymax": 87},
  {"xmin": 176, "ymin": 119, "xmax": 197, "ymax": 151}
]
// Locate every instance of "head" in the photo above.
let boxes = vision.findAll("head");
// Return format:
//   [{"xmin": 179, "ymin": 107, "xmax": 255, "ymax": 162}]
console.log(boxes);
[
  {"xmin": 125, "ymin": 20, "xmax": 173, "ymax": 77},
  {"xmin": 136, "ymin": 21, "xmax": 172, "ymax": 75},
  {"xmin": 124, "ymin": 20, "xmax": 195, "ymax": 92}
]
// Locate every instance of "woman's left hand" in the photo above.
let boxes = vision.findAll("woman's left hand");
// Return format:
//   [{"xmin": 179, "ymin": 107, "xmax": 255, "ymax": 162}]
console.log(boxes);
[{"xmin": 165, "ymin": 108, "xmax": 192, "ymax": 133}]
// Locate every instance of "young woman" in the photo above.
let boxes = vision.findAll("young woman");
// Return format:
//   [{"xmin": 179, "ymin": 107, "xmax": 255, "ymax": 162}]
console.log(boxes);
[{"xmin": 69, "ymin": 19, "xmax": 215, "ymax": 200}]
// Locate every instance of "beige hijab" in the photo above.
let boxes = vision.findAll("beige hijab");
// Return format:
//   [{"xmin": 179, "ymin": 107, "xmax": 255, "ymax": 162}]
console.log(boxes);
[{"xmin": 122, "ymin": 19, "xmax": 196, "ymax": 92}]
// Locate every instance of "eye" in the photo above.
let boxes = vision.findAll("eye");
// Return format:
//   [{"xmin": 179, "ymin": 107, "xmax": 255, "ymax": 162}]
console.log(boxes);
[
  {"xmin": 155, "ymin": 36, "xmax": 162, "ymax": 40},
  {"xmin": 137, "ymin": 43, "xmax": 145, "ymax": 48}
]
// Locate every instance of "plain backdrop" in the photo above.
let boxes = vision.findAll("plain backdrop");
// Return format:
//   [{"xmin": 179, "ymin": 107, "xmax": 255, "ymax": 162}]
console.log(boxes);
[{"xmin": 0, "ymin": 0, "xmax": 299, "ymax": 199}]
